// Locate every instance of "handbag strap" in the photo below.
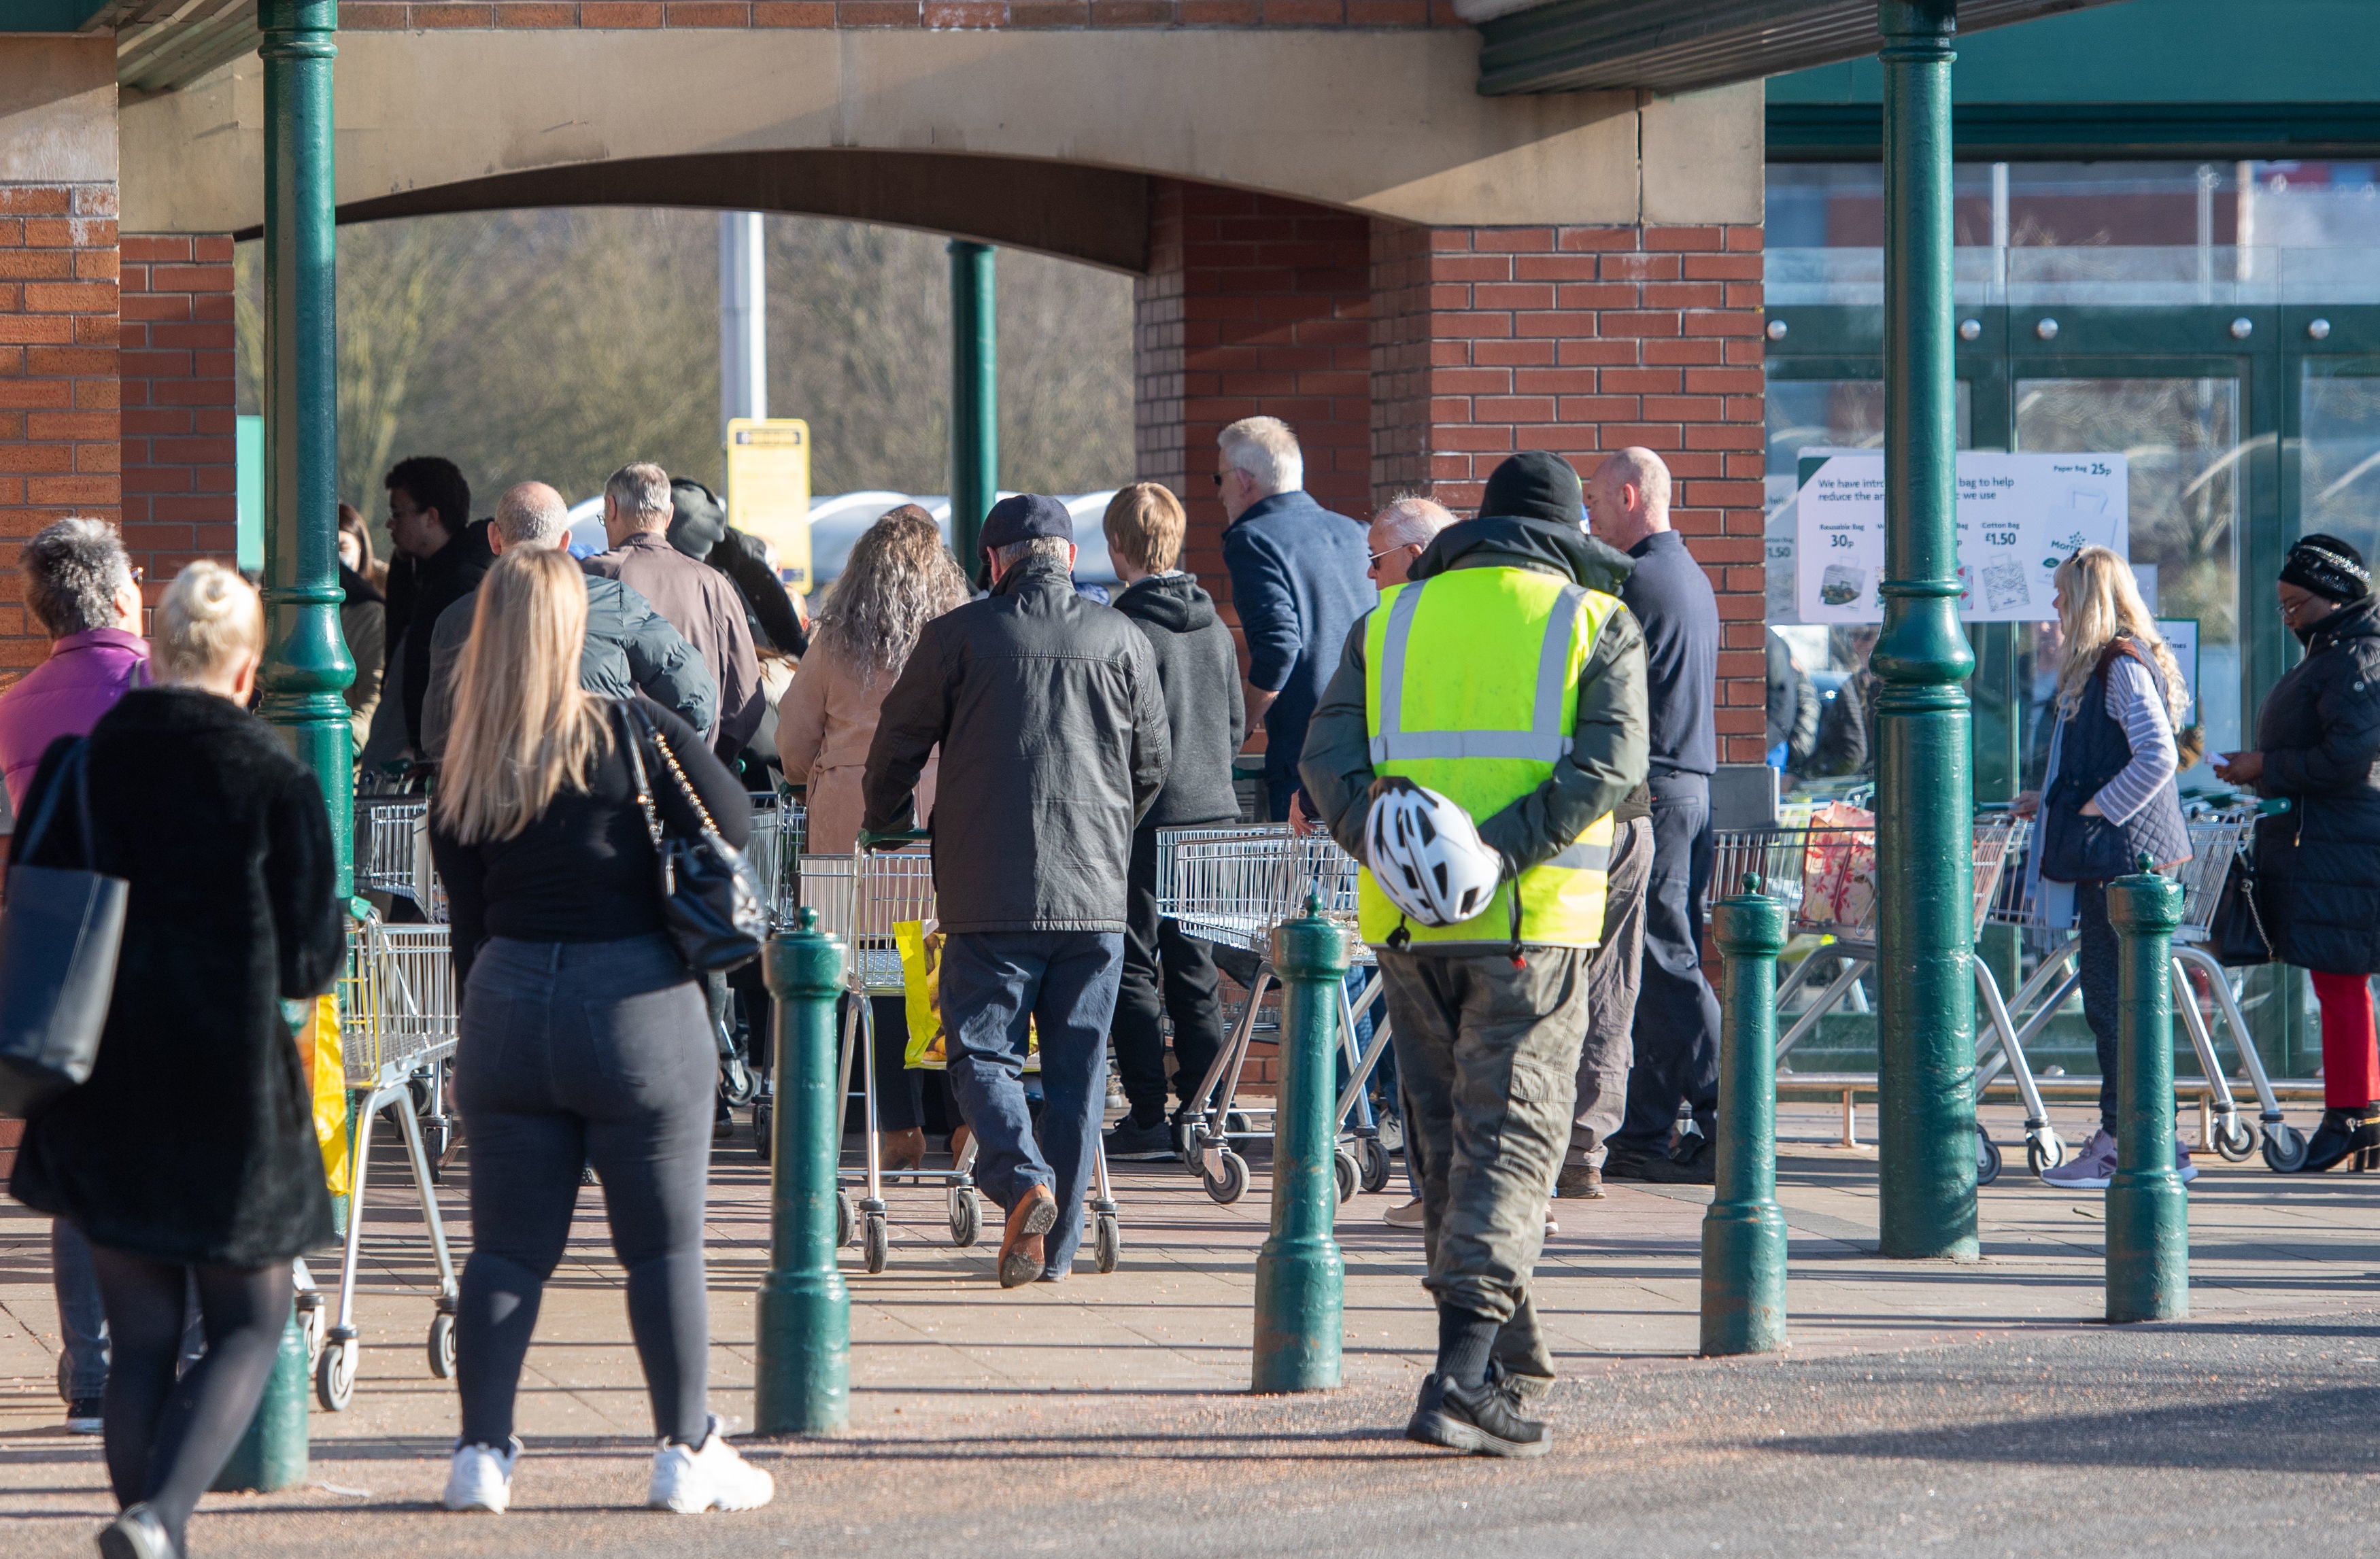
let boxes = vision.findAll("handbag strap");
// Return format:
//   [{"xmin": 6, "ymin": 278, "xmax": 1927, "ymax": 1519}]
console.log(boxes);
[
  {"xmin": 16, "ymin": 741, "xmax": 95, "ymax": 870},
  {"xmin": 615, "ymin": 702, "xmax": 666, "ymax": 853},
  {"xmin": 622, "ymin": 700, "xmax": 723, "ymax": 838}
]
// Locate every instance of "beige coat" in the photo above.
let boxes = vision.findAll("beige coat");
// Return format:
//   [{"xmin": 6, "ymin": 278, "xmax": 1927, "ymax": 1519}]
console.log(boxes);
[{"xmin": 775, "ymin": 641, "xmax": 937, "ymax": 855}]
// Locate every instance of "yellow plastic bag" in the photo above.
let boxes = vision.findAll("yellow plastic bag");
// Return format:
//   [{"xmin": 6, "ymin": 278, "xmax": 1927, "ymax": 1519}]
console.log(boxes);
[
  {"xmin": 306, "ymin": 991, "xmax": 351, "ymax": 1199},
  {"xmin": 894, "ymin": 919, "xmax": 1037, "ymax": 1072}
]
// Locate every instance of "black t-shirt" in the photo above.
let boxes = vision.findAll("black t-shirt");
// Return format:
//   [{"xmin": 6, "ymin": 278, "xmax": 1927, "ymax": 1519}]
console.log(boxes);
[{"xmin": 430, "ymin": 696, "xmax": 751, "ymax": 985}]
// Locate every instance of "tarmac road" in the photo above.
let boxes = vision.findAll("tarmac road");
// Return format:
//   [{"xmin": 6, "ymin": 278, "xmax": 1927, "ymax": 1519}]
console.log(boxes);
[{"xmin": 14, "ymin": 1307, "xmax": 2380, "ymax": 1558}]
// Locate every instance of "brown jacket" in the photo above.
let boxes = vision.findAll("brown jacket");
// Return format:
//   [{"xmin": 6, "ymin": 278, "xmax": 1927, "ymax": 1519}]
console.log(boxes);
[
  {"xmin": 583, "ymin": 530, "xmax": 763, "ymax": 756},
  {"xmin": 775, "ymin": 640, "xmax": 936, "ymax": 855}
]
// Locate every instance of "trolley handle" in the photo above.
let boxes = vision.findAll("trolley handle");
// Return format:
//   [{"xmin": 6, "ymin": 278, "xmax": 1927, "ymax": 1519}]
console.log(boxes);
[{"xmin": 858, "ymin": 826, "xmax": 931, "ymax": 853}]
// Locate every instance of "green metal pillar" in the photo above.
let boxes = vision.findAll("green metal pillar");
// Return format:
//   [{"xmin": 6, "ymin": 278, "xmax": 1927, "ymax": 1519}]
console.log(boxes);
[
  {"xmin": 226, "ymin": 0, "xmax": 346, "ymax": 1492},
  {"xmin": 2106, "ymin": 861, "xmax": 2189, "ymax": 1323},
  {"xmin": 1874, "ymin": 0, "xmax": 1978, "ymax": 1263},
  {"xmin": 1251, "ymin": 896, "xmax": 1346, "ymax": 1392},
  {"xmin": 756, "ymin": 910, "xmax": 851, "ymax": 1434},
  {"xmin": 1702, "ymin": 877, "xmax": 1788, "ymax": 1356},
  {"xmin": 948, "ymin": 240, "xmax": 998, "ymax": 571}
]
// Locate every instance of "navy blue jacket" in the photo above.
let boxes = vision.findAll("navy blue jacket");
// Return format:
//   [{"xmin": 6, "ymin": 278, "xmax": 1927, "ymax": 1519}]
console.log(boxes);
[
  {"xmin": 1621, "ymin": 530, "xmax": 1718, "ymax": 778},
  {"xmin": 1220, "ymin": 491, "xmax": 1372, "ymax": 797}
]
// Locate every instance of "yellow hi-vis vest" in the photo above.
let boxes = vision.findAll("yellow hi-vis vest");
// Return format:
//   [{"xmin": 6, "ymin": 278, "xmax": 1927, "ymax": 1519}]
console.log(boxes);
[{"xmin": 1358, "ymin": 567, "xmax": 1623, "ymax": 949}]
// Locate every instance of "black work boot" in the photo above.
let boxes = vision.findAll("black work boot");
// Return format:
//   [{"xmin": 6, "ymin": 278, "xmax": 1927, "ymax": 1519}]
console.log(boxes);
[
  {"xmin": 2298, "ymin": 1106, "xmax": 2380, "ymax": 1173},
  {"xmin": 1641, "ymin": 1133, "xmax": 1716, "ymax": 1185},
  {"xmin": 1407, "ymin": 1372, "xmax": 1553, "ymax": 1458}
]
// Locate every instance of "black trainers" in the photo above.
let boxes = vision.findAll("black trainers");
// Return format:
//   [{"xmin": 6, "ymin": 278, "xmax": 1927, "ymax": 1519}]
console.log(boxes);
[
  {"xmin": 1406, "ymin": 1372, "xmax": 1552, "ymax": 1458},
  {"xmin": 1641, "ymin": 1135, "xmax": 1716, "ymax": 1185},
  {"xmin": 65, "ymin": 1397, "xmax": 103, "ymax": 1435},
  {"xmin": 1599, "ymin": 1146, "xmax": 1662, "ymax": 1181},
  {"xmin": 1103, "ymin": 1116, "xmax": 1178, "ymax": 1162}
]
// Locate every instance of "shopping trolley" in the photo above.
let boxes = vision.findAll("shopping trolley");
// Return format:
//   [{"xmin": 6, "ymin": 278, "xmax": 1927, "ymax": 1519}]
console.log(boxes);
[
  {"xmin": 310, "ymin": 906, "xmax": 462, "ymax": 1412},
  {"xmin": 1977, "ymin": 803, "xmax": 2300, "ymax": 1173},
  {"xmin": 741, "ymin": 791, "xmax": 807, "ymax": 1162},
  {"xmin": 798, "ymin": 838, "xmax": 1122, "ymax": 1275},
  {"xmin": 353, "ymin": 794, "xmax": 446, "ymax": 922},
  {"xmin": 1712, "ymin": 812, "xmax": 2026, "ymax": 1182},
  {"xmin": 1157, "ymin": 825, "xmax": 1398, "ymax": 1207}
]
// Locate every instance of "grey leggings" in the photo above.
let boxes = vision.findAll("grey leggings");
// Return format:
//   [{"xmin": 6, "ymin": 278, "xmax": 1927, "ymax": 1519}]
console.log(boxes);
[{"xmin": 455, "ymin": 934, "xmax": 715, "ymax": 1447}]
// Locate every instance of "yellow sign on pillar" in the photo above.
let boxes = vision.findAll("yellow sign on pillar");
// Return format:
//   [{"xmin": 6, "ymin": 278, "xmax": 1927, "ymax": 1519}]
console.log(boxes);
[{"xmin": 726, "ymin": 417, "xmax": 813, "ymax": 595}]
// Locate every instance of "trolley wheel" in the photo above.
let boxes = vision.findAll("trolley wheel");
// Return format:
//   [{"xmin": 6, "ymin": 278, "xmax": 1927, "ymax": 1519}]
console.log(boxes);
[
  {"xmin": 1975, "ymin": 1129, "xmax": 2003, "ymax": 1188},
  {"xmin": 428, "ymin": 1314, "xmax": 456, "ymax": 1380},
  {"xmin": 1334, "ymin": 1148, "xmax": 1359, "ymax": 1207},
  {"xmin": 2214, "ymin": 1115, "xmax": 2260, "ymax": 1162},
  {"xmin": 862, "ymin": 1213, "xmax": 889, "ymax": 1274},
  {"xmin": 316, "ymin": 1339, "xmax": 356, "ymax": 1414},
  {"xmin": 296, "ymin": 1295, "xmax": 326, "ymax": 1374},
  {"xmin": 949, "ymin": 1185, "xmax": 983, "ymax": 1248},
  {"xmin": 1204, "ymin": 1149, "xmax": 1250, "ymax": 1205},
  {"xmin": 752, "ymin": 1101, "xmax": 772, "ymax": 1164},
  {"xmin": 433, "ymin": 1116, "xmax": 465, "ymax": 1169},
  {"xmin": 1225, "ymin": 1111, "xmax": 1255, "ymax": 1139},
  {"xmin": 2264, "ymin": 1120, "xmax": 2311, "ymax": 1173},
  {"xmin": 408, "ymin": 1076, "xmax": 433, "ymax": 1116},
  {"xmin": 1093, "ymin": 1212, "xmax": 1121, "ymax": 1274},
  {"xmin": 722, "ymin": 1057, "xmax": 760, "ymax": 1107},
  {"xmin": 2025, "ymin": 1129, "xmax": 2068, "ymax": 1176},
  {"xmin": 1357, "ymin": 1136, "xmax": 1393, "ymax": 1194}
]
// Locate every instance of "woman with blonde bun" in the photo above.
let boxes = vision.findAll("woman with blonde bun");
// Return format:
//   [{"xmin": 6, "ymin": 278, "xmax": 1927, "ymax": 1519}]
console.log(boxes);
[{"xmin": 9, "ymin": 561, "xmax": 345, "ymax": 1559}]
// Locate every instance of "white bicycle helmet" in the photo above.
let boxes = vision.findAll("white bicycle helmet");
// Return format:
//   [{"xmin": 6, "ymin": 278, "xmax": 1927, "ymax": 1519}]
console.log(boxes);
[{"xmin": 1364, "ymin": 778, "xmax": 1504, "ymax": 931}]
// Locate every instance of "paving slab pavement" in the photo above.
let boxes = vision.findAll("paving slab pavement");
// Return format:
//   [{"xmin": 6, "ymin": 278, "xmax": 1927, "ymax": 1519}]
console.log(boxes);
[{"xmin": 5, "ymin": 1101, "xmax": 2379, "ymax": 1556}]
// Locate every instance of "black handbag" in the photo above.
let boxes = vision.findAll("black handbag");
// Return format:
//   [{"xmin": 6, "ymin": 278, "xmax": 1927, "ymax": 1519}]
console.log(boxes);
[
  {"xmin": 0, "ymin": 742, "xmax": 128, "ymax": 1117},
  {"xmin": 2209, "ymin": 826, "xmax": 2279, "ymax": 967},
  {"xmin": 618, "ymin": 703, "xmax": 765, "ymax": 973}
]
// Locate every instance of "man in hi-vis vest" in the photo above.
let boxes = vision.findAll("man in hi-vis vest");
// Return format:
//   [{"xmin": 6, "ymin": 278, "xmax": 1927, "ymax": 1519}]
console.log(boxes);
[{"xmin": 1302, "ymin": 451, "xmax": 1648, "ymax": 1458}]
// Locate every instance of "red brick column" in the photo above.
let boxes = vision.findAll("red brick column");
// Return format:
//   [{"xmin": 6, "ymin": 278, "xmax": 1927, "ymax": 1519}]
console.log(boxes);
[
  {"xmin": 0, "ymin": 184, "xmax": 120, "ymax": 683},
  {"xmin": 119, "ymin": 235, "xmax": 238, "ymax": 589},
  {"xmin": 1369, "ymin": 218, "xmax": 1769, "ymax": 763}
]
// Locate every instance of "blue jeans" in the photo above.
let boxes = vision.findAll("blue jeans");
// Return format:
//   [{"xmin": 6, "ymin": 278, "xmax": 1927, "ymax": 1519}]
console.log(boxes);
[
  {"xmin": 54, "ymin": 1220, "xmax": 108, "ymax": 1401},
  {"xmin": 942, "ymin": 931, "xmax": 1125, "ymax": 1278}
]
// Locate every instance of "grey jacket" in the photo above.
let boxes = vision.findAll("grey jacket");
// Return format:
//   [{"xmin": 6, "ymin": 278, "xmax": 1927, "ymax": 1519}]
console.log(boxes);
[
  {"xmin": 420, "ymin": 573, "xmax": 718, "ymax": 762},
  {"xmin": 863, "ymin": 553, "xmax": 1168, "ymax": 934},
  {"xmin": 1298, "ymin": 515, "xmax": 1650, "ymax": 878}
]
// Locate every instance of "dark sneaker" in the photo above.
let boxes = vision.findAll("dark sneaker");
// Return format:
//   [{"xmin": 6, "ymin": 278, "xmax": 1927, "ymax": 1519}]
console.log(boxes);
[
  {"xmin": 2298, "ymin": 1108, "xmax": 2380, "ymax": 1173},
  {"xmin": 1406, "ymin": 1372, "xmax": 1552, "ymax": 1458},
  {"xmin": 97, "ymin": 1503, "xmax": 176, "ymax": 1559},
  {"xmin": 1103, "ymin": 1116, "xmax": 1178, "ymax": 1162},
  {"xmin": 1599, "ymin": 1146, "xmax": 1663, "ymax": 1181},
  {"xmin": 1641, "ymin": 1135, "xmax": 1716, "ymax": 1186},
  {"xmin": 1489, "ymin": 1360, "xmax": 1552, "ymax": 1405},
  {"xmin": 65, "ymin": 1397, "xmax": 102, "ymax": 1435},
  {"xmin": 1554, "ymin": 1163, "xmax": 1604, "ymax": 1199}
]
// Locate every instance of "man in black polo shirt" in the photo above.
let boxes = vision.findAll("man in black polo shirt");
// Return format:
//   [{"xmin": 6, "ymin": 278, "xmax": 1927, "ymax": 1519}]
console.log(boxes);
[{"xmin": 1588, "ymin": 447, "xmax": 1725, "ymax": 1184}]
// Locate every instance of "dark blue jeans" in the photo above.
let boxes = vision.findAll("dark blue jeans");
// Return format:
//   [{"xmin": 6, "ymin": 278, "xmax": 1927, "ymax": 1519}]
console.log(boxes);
[
  {"xmin": 1614, "ymin": 772, "xmax": 1724, "ymax": 1154},
  {"xmin": 942, "ymin": 930, "xmax": 1125, "ymax": 1278}
]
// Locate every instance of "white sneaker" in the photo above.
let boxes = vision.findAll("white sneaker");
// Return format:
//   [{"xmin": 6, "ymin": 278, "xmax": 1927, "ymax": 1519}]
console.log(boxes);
[
  {"xmin": 443, "ymin": 1437, "xmax": 522, "ymax": 1513},
  {"xmin": 649, "ymin": 1417, "xmax": 774, "ymax": 1513},
  {"xmin": 1383, "ymin": 1197, "xmax": 1426, "ymax": 1230}
]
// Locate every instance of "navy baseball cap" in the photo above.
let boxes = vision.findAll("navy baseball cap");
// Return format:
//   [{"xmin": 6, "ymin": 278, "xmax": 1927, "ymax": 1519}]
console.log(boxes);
[{"xmin": 978, "ymin": 493, "xmax": 1072, "ymax": 557}]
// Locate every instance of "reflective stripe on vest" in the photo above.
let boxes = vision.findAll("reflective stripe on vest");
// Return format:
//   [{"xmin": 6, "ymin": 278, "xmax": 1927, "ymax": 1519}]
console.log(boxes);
[{"xmin": 1358, "ymin": 569, "xmax": 1620, "ymax": 949}]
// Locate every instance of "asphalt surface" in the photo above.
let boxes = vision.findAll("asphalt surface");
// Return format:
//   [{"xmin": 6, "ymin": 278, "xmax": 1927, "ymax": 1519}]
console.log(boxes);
[{"xmin": 12, "ymin": 1308, "xmax": 2380, "ymax": 1558}]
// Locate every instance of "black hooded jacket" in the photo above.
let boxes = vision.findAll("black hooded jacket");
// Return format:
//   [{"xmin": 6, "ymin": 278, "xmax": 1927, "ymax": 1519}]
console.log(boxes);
[
  {"xmin": 1113, "ymin": 572, "xmax": 1245, "ymax": 827},
  {"xmin": 401, "ymin": 517, "xmax": 496, "ymax": 749},
  {"xmin": 1298, "ymin": 513, "xmax": 1651, "ymax": 878},
  {"xmin": 2254, "ymin": 592, "xmax": 2380, "ymax": 974},
  {"xmin": 670, "ymin": 483, "xmax": 810, "ymax": 656}
]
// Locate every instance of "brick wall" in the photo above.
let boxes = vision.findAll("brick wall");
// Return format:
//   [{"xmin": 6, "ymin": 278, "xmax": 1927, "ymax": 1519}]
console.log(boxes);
[
  {"xmin": 1369, "ymin": 219, "xmax": 1770, "ymax": 764},
  {"xmin": 0, "ymin": 183, "xmax": 120, "ymax": 681},
  {"xmin": 1133, "ymin": 179, "xmax": 1371, "ymax": 635},
  {"xmin": 119, "ymin": 235, "xmax": 238, "ymax": 589},
  {"xmin": 341, "ymin": 1, "xmax": 1461, "ymax": 28}
]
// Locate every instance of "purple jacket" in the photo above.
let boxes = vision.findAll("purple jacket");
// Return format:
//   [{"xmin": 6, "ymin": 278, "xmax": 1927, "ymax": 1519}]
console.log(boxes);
[{"xmin": 0, "ymin": 628, "xmax": 150, "ymax": 815}]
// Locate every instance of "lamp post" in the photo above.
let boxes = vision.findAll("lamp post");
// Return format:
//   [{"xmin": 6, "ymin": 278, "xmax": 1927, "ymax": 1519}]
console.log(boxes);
[{"xmin": 948, "ymin": 240, "xmax": 998, "ymax": 569}]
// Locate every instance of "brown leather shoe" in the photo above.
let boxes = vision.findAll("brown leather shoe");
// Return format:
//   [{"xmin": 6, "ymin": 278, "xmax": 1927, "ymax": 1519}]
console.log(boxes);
[
  {"xmin": 879, "ymin": 1127, "xmax": 925, "ymax": 1173},
  {"xmin": 998, "ymin": 1185, "xmax": 1059, "ymax": 1288}
]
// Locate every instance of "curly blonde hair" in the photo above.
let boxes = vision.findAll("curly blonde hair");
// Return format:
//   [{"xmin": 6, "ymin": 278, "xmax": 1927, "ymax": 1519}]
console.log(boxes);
[{"xmin": 811, "ymin": 507, "xmax": 968, "ymax": 674}]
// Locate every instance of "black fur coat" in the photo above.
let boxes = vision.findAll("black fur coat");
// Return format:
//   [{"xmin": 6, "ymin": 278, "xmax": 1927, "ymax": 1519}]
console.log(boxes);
[{"xmin": 8, "ymin": 688, "xmax": 343, "ymax": 1264}]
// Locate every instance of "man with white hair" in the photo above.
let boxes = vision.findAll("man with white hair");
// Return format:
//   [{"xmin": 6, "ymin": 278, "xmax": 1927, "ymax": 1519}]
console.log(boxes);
[
  {"xmin": 587, "ymin": 462, "xmax": 762, "ymax": 761},
  {"xmin": 1217, "ymin": 416, "xmax": 1373, "ymax": 823},
  {"xmin": 1367, "ymin": 496, "xmax": 1457, "ymax": 589},
  {"xmin": 420, "ymin": 480, "xmax": 717, "ymax": 761}
]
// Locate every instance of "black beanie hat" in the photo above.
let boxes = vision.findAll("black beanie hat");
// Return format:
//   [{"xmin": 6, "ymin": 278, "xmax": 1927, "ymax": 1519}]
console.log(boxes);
[
  {"xmin": 1479, "ymin": 451, "xmax": 1585, "ymax": 529},
  {"xmin": 2281, "ymin": 532, "xmax": 2371, "ymax": 604}
]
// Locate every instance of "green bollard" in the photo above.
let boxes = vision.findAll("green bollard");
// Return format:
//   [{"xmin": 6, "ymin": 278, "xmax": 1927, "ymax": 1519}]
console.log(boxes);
[
  {"xmin": 1702, "ymin": 875, "xmax": 1790, "ymax": 1356},
  {"xmin": 213, "ymin": 1305, "xmax": 309, "ymax": 1493},
  {"xmin": 756, "ymin": 909, "xmax": 852, "ymax": 1434},
  {"xmin": 2107, "ymin": 855, "xmax": 2188, "ymax": 1323},
  {"xmin": 1251, "ymin": 893, "xmax": 1347, "ymax": 1393}
]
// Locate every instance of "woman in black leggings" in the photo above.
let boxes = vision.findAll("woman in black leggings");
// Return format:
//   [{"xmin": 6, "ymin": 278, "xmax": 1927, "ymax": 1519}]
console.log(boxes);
[
  {"xmin": 9, "ymin": 562, "xmax": 344, "ymax": 1559},
  {"xmin": 428, "ymin": 543, "xmax": 771, "ymax": 1515}
]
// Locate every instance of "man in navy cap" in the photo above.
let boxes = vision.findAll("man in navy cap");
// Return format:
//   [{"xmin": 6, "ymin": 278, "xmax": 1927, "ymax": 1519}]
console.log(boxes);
[{"xmin": 864, "ymin": 494, "xmax": 1170, "ymax": 1286}]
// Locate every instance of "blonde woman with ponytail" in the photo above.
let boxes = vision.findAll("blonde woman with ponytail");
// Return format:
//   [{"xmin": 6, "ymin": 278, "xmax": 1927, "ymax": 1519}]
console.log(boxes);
[
  {"xmin": 428, "ymin": 548, "xmax": 771, "ymax": 1518},
  {"xmin": 10, "ymin": 562, "xmax": 345, "ymax": 1559},
  {"xmin": 2013, "ymin": 545, "xmax": 2195, "ymax": 1190}
]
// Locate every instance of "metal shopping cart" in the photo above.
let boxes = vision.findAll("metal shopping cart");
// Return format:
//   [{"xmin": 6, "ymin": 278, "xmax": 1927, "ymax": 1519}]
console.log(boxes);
[
  {"xmin": 1977, "ymin": 803, "xmax": 2301, "ymax": 1173},
  {"xmin": 798, "ymin": 840, "xmax": 1123, "ymax": 1275},
  {"xmin": 741, "ymin": 790, "xmax": 807, "ymax": 1161},
  {"xmin": 1156, "ymin": 825, "xmax": 1397, "ymax": 1207},
  {"xmin": 311, "ymin": 906, "xmax": 462, "ymax": 1412},
  {"xmin": 354, "ymin": 794, "xmax": 446, "ymax": 922},
  {"xmin": 1712, "ymin": 812, "xmax": 2026, "ymax": 1182}
]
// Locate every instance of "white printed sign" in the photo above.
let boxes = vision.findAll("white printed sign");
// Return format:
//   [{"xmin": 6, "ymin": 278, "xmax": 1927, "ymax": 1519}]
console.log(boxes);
[
  {"xmin": 1792, "ymin": 451, "xmax": 2128, "ymax": 624},
  {"xmin": 2158, "ymin": 618, "xmax": 2199, "ymax": 724}
]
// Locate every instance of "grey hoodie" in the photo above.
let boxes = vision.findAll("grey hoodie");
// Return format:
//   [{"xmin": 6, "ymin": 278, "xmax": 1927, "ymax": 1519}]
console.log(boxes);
[{"xmin": 1113, "ymin": 572, "xmax": 1246, "ymax": 827}]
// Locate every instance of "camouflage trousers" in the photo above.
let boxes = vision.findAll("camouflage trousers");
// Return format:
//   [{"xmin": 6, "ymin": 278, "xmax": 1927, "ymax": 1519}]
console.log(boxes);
[{"xmin": 1380, "ymin": 944, "xmax": 1593, "ymax": 1385}]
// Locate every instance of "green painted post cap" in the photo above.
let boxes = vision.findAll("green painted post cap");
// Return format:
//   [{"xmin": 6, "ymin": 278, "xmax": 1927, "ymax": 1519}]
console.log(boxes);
[{"xmin": 2106, "ymin": 866, "xmax": 2185, "ymax": 934}]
